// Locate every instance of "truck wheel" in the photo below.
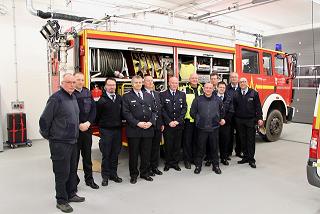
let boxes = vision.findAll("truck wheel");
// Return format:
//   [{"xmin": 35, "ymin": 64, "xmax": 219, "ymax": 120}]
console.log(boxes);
[{"xmin": 265, "ymin": 109, "xmax": 283, "ymax": 142}]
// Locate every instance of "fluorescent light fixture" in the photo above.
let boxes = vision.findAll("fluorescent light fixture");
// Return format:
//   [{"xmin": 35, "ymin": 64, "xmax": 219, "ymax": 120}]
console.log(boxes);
[{"xmin": 313, "ymin": 0, "xmax": 320, "ymax": 4}]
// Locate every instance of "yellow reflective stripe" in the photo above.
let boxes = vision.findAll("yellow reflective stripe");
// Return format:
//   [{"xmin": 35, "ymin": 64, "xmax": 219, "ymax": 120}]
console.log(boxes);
[
  {"xmin": 255, "ymin": 85, "xmax": 275, "ymax": 90},
  {"xmin": 314, "ymin": 87, "xmax": 320, "ymax": 129}
]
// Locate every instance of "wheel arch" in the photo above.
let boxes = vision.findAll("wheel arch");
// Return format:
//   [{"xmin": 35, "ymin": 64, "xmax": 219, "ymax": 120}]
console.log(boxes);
[{"xmin": 262, "ymin": 94, "xmax": 287, "ymax": 121}]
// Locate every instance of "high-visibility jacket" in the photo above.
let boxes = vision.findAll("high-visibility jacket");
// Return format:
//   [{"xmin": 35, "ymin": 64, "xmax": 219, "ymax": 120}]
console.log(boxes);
[{"xmin": 180, "ymin": 83, "xmax": 203, "ymax": 122}]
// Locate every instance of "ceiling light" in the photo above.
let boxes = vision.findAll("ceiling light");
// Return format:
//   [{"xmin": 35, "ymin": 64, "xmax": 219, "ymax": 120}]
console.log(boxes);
[{"xmin": 313, "ymin": 0, "xmax": 320, "ymax": 5}]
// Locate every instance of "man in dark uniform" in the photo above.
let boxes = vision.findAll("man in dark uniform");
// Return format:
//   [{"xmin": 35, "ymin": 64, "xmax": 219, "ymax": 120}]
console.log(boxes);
[
  {"xmin": 226, "ymin": 72, "xmax": 242, "ymax": 158},
  {"xmin": 190, "ymin": 83, "xmax": 225, "ymax": 174},
  {"xmin": 160, "ymin": 76, "xmax": 187, "ymax": 171},
  {"xmin": 233, "ymin": 77, "xmax": 263, "ymax": 168},
  {"xmin": 39, "ymin": 73, "xmax": 84, "ymax": 213},
  {"xmin": 205, "ymin": 72, "xmax": 219, "ymax": 166},
  {"xmin": 122, "ymin": 75, "xmax": 157, "ymax": 184},
  {"xmin": 73, "ymin": 72, "xmax": 99, "ymax": 190},
  {"xmin": 143, "ymin": 75, "xmax": 163, "ymax": 176},
  {"xmin": 216, "ymin": 81, "xmax": 234, "ymax": 166},
  {"xmin": 96, "ymin": 77, "xmax": 123, "ymax": 187}
]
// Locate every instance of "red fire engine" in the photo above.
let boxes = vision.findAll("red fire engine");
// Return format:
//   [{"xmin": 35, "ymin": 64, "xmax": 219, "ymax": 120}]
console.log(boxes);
[{"xmin": 48, "ymin": 27, "xmax": 297, "ymax": 142}]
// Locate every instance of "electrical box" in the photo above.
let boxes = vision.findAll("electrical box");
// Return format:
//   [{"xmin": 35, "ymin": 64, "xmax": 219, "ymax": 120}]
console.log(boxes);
[{"xmin": 11, "ymin": 101, "xmax": 24, "ymax": 110}]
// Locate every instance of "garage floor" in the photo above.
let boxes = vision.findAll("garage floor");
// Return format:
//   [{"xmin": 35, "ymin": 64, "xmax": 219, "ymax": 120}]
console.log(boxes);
[{"xmin": 1, "ymin": 123, "xmax": 319, "ymax": 214}]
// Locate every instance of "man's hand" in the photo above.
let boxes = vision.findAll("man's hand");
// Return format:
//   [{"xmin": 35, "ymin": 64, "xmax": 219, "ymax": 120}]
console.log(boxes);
[
  {"xmin": 169, "ymin": 121, "xmax": 176, "ymax": 128},
  {"xmin": 219, "ymin": 119, "xmax": 226, "ymax": 126},
  {"xmin": 137, "ymin": 122, "xmax": 146, "ymax": 128},
  {"xmin": 161, "ymin": 125, "xmax": 165, "ymax": 132},
  {"xmin": 84, "ymin": 121, "xmax": 91, "ymax": 129},
  {"xmin": 145, "ymin": 122, "xmax": 152, "ymax": 129},
  {"xmin": 79, "ymin": 123, "xmax": 88, "ymax": 132},
  {"xmin": 173, "ymin": 121, "xmax": 179, "ymax": 126},
  {"xmin": 258, "ymin": 120, "xmax": 264, "ymax": 127}
]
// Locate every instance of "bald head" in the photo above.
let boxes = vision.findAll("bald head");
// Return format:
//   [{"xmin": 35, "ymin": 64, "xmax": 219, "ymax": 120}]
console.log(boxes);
[
  {"xmin": 230, "ymin": 72, "xmax": 239, "ymax": 85},
  {"xmin": 61, "ymin": 73, "xmax": 76, "ymax": 94},
  {"xmin": 169, "ymin": 76, "xmax": 179, "ymax": 91},
  {"xmin": 189, "ymin": 73, "xmax": 199, "ymax": 87},
  {"xmin": 239, "ymin": 77, "xmax": 248, "ymax": 90}
]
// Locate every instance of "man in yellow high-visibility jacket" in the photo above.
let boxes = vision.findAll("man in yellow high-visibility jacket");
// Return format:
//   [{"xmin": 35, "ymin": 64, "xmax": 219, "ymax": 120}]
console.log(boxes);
[{"xmin": 180, "ymin": 73, "xmax": 203, "ymax": 169}]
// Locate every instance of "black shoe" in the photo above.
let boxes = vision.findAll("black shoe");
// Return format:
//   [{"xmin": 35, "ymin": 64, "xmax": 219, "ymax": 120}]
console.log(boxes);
[
  {"xmin": 238, "ymin": 159, "xmax": 249, "ymax": 164},
  {"xmin": 130, "ymin": 177, "xmax": 137, "ymax": 184},
  {"xmin": 56, "ymin": 203, "xmax": 73, "ymax": 213},
  {"xmin": 140, "ymin": 176, "xmax": 153, "ymax": 181},
  {"xmin": 221, "ymin": 159, "xmax": 229, "ymax": 166},
  {"xmin": 194, "ymin": 167, "xmax": 201, "ymax": 174},
  {"xmin": 152, "ymin": 168, "xmax": 163, "ymax": 175},
  {"xmin": 205, "ymin": 160, "xmax": 212, "ymax": 167},
  {"xmin": 212, "ymin": 165, "xmax": 222, "ymax": 174},
  {"xmin": 236, "ymin": 153, "xmax": 244, "ymax": 158},
  {"xmin": 164, "ymin": 166, "xmax": 170, "ymax": 171},
  {"xmin": 249, "ymin": 162, "xmax": 256, "ymax": 168},
  {"xmin": 101, "ymin": 179, "xmax": 108, "ymax": 186},
  {"xmin": 110, "ymin": 176, "xmax": 123, "ymax": 183},
  {"xmin": 86, "ymin": 180, "xmax": 99, "ymax": 189},
  {"xmin": 68, "ymin": 194, "xmax": 85, "ymax": 203},
  {"xmin": 226, "ymin": 157, "xmax": 231, "ymax": 161},
  {"xmin": 149, "ymin": 171, "xmax": 156, "ymax": 176},
  {"xmin": 172, "ymin": 165, "xmax": 181, "ymax": 171},
  {"xmin": 184, "ymin": 161, "xmax": 191, "ymax": 169}
]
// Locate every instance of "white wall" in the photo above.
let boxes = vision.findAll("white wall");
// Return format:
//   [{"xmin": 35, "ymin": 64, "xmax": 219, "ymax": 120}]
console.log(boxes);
[{"xmin": 0, "ymin": 0, "xmax": 49, "ymax": 140}]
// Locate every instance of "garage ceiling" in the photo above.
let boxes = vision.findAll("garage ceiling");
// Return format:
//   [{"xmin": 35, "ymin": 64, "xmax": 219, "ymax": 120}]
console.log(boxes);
[{"xmin": 36, "ymin": 0, "xmax": 320, "ymax": 36}]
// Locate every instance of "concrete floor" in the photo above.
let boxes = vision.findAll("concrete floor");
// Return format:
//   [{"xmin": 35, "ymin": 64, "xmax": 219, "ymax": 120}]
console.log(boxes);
[{"xmin": 1, "ymin": 122, "xmax": 320, "ymax": 214}]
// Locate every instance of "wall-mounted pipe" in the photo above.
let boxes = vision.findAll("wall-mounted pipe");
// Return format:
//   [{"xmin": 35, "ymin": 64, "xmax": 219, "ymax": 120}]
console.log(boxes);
[{"xmin": 26, "ymin": 0, "xmax": 91, "ymax": 22}]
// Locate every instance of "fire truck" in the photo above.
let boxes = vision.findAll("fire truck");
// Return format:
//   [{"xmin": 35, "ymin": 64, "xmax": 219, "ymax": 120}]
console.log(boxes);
[{"xmin": 45, "ymin": 21, "xmax": 297, "ymax": 142}]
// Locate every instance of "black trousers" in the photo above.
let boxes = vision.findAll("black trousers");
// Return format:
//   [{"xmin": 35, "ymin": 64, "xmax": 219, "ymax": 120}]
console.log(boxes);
[
  {"xmin": 150, "ymin": 129, "xmax": 162, "ymax": 170},
  {"xmin": 99, "ymin": 128, "xmax": 122, "ymax": 179},
  {"xmin": 76, "ymin": 130, "xmax": 93, "ymax": 183},
  {"xmin": 182, "ymin": 120, "xmax": 197, "ymax": 163},
  {"xmin": 128, "ymin": 137, "xmax": 152, "ymax": 178},
  {"xmin": 195, "ymin": 129, "xmax": 219, "ymax": 167},
  {"xmin": 219, "ymin": 125, "xmax": 231, "ymax": 160},
  {"xmin": 163, "ymin": 126, "xmax": 183, "ymax": 167},
  {"xmin": 236, "ymin": 118, "xmax": 256, "ymax": 163},
  {"xmin": 228, "ymin": 117, "xmax": 241, "ymax": 156},
  {"xmin": 49, "ymin": 142, "xmax": 78, "ymax": 205}
]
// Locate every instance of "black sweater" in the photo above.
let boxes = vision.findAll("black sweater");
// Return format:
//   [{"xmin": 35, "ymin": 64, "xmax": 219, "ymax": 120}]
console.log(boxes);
[{"xmin": 96, "ymin": 93, "xmax": 122, "ymax": 129}]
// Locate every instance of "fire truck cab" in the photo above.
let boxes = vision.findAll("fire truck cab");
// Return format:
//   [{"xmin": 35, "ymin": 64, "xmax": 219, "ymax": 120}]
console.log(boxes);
[{"xmin": 50, "ymin": 28, "xmax": 296, "ymax": 142}]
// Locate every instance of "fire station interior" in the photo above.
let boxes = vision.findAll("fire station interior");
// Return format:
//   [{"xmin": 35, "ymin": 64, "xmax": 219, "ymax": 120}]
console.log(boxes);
[{"xmin": 0, "ymin": 0, "xmax": 320, "ymax": 214}]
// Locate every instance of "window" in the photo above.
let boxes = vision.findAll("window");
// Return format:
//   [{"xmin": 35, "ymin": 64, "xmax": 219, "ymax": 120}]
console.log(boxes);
[
  {"xmin": 263, "ymin": 53, "xmax": 272, "ymax": 76},
  {"xmin": 275, "ymin": 55, "xmax": 288, "ymax": 76},
  {"xmin": 242, "ymin": 49, "xmax": 259, "ymax": 74}
]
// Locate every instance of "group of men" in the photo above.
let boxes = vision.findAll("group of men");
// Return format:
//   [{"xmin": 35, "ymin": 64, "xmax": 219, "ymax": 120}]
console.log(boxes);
[{"xmin": 39, "ymin": 71, "xmax": 263, "ymax": 213}]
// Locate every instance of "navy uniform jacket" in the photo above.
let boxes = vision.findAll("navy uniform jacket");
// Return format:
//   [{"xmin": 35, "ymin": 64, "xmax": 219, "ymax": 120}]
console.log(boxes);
[
  {"xmin": 219, "ymin": 93, "xmax": 234, "ymax": 125},
  {"xmin": 226, "ymin": 83, "xmax": 240, "ymax": 99},
  {"xmin": 142, "ymin": 88, "xmax": 163, "ymax": 131},
  {"xmin": 160, "ymin": 90, "xmax": 187, "ymax": 129},
  {"xmin": 122, "ymin": 89, "xmax": 157, "ymax": 138},
  {"xmin": 233, "ymin": 88, "xmax": 263, "ymax": 121},
  {"xmin": 39, "ymin": 87, "xmax": 80, "ymax": 144},
  {"xmin": 73, "ymin": 87, "xmax": 96, "ymax": 124}
]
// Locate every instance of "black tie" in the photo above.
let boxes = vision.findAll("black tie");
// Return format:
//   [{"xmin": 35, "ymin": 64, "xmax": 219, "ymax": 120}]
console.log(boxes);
[
  {"xmin": 220, "ymin": 96, "xmax": 223, "ymax": 101},
  {"xmin": 111, "ymin": 95, "xmax": 115, "ymax": 102},
  {"xmin": 172, "ymin": 91, "xmax": 175, "ymax": 98},
  {"xmin": 242, "ymin": 91, "xmax": 246, "ymax": 96},
  {"xmin": 138, "ymin": 92, "xmax": 143, "ymax": 100}
]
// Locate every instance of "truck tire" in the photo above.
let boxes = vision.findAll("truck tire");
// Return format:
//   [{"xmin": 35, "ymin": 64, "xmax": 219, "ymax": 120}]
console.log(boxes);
[{"xmin": 265, "ymin": 109, "xmax": 283, "ymax": 142}]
